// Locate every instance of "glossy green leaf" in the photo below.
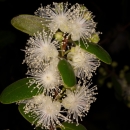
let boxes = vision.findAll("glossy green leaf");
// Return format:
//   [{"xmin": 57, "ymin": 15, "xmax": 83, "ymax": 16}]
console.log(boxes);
[
  {"xmin": 58, "ymin": 59, "xmax": 76, "ymax": 88},
  {"xmin": 19, "ymin": 104, "xmax": 49, "ymax": 130},
  {"xmin": 11, "ymin": 14, "xmax": 48, "ymax": 36},
  {"xmin": 0, "ymin": 78, "xmax": 41, "ymax": 104},
  {"xmin": 75, "ymin": 41, "xmax": 112, "ymax": 64},
  {"xmin": 19, "ymin": 104, "xmax": 35, "ymax": 124},
  {"xmin": 61, "ymin": 122, "xmax": 87, "ymax": 130}
]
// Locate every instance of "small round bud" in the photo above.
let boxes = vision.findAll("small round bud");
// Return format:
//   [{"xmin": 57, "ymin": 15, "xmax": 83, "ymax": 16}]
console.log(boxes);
[
  {"xmin": 54, "ymin": 32, "xmax": 64, "ymax": 41},
  {"xmin": 111, "ymin": 61, "xmax": 118, "ymax": 68},
  {"xmin": 123, "ymin": 65, "xmax": 129, "ymax": 71},
  {"xmin": 99, "ymin": 67, "xmax": 106, "ymax": 76},
  {"xmin": 98, "ymin": 79, "xmax": 104, "ymax": 85},
  {"xmin": 89, "ymin": 33, "xmax": 100, "ymax": 43},
  {"xmin": 107, "ymin": 82, "xmax": 112, "ymax": 88},
  {"xmin": 70, "ymin": 47, "xmax": 75, "ymax": 53},
  {"xmin": 119, "ymin": 70, "xmax": 125, "ymax": 78}
]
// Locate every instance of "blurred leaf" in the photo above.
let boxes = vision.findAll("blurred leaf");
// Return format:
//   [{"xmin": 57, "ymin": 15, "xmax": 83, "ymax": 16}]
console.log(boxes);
[
  {"xmin": 126, "ymin": 102, "xmax": 130, "ymax": 108},
  {"xmin": 114, "ymin": 92, "xmax": 123, "ymax": 101},
  {"xmin": 124, "ymin": 98, "xmax": 130, "ymax": 107},
  {"xmin": 125, "ymin": 72, "xmax": 130, "ymax": 84},
  {"xmin": 112, "ymin": 76, "xmax": 123, "ymax": 96},
  {"xmin": 0, "ymin": 30, "xmax": 15, "ymax": 48},
  {"xmin": 0, "ymin": 78, "xmax": 41, "ymax": 104},
  {"xmin": 61, "ymin": 122, "xmax": 87, "ymax": 130},
  {"xmin": 75, "ymin": 41, "xmax": 112, "ymax": 64},
  {"xmin": 58, "ymin": 59, "xmax": 76, "ymax": 88},
  {"xmin": 11, "ymin": 15, "xmax": 48, "ymax": 36}
]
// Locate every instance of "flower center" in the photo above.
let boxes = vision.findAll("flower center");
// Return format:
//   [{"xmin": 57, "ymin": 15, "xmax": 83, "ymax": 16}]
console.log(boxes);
[
  {"xmin": 62, "ymin": 95, "xmax": 75, "ymax": 109},
  {"xmin": 44, "ymin": 74, "xmax": 52, "ymax": 82}
]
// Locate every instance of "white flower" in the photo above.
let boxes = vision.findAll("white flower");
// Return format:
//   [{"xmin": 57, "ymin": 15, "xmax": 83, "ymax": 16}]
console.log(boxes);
[
  {"xmin": 22, "ymin": 93, "xmax": 45, "ymax": 113},
  {"xmin": 23, "ymin": 95, "xmax": 68, "ymax": 130},
  {"xmin": 22, "ymin": 30, "xmax": 59, "ymax": 68},
  {"xmin": 62, "ymin": 82, "xmax": 97, "ymax": 124},
  {"xmin": 67, "ymin": 46, "xmax": 100, "ymax": 80},
  {"xmin": 35, "ymin": 2, "xmax": 98, "ymax": 47},
  {"xmin": 35, "ymin": 2, "xmax": 71, "ymax": 33},
  {"xmin": 27, "ymin": 60, "xmax": 62, "ymax": 94},
  {"xmin": 69, "ymin": 4, "xmax": 96, "ymax": 44}
]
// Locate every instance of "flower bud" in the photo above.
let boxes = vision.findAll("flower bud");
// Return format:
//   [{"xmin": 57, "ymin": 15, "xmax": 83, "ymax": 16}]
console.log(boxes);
[
  {"xmin": 123, "ymin": 65, "xmax": 129, "ymax": 71},
  {"xmin": 89, "ymin": 33, "xmax": 100, "ymax": 43},
  {"xmin": 54, "ymin": 31, "xmax": 64, "ymax": 41},
  {"xmin": 111, "ymin": 61, "xmax": 118, "ymax": 68}
]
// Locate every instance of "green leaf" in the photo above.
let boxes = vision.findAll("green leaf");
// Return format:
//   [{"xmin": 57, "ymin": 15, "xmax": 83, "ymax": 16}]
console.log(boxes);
[
  {"xmin": 75, "ymin": 41, "xmax": 112, "ymax": 64},
  {"xmin": 0, "ymin": 78, "xmax": 41, "ymax": 104},
  {"xmin": 61, "ymin": 122, "xmax": 87, "ymax": 130},
  {"xmin": 11, "ymin": 14, "xmax": 48, "ymax": 36},
  {"xmin": 111, "ymin": 76, "xmax": 123, "ymax": 96},
  {"xmin": 58, "ymin": 59, "xmax": 76, "ymax": 88},
  {"xmin": 19, "ymin": 104, "xmax": 48, "ymax": 130},
  {"xmin": 18, "ymin": 104, "xmax": 34, "ymax": 124}
]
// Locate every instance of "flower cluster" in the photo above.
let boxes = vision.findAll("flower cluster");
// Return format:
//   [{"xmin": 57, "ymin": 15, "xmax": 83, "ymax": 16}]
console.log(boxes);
[
  {"xmin": 19, "ymin": 2, "xmax": 100, "ymax": 130},
  {"xmin": 35, "ymin": 2, "xmax": 100, "ymax": 46}
]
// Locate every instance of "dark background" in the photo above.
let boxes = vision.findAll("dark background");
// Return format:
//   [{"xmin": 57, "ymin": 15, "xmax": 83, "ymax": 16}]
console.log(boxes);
[{"xmin": 0, "ymin": 0, "xmax": 130, "ymax": 130}]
